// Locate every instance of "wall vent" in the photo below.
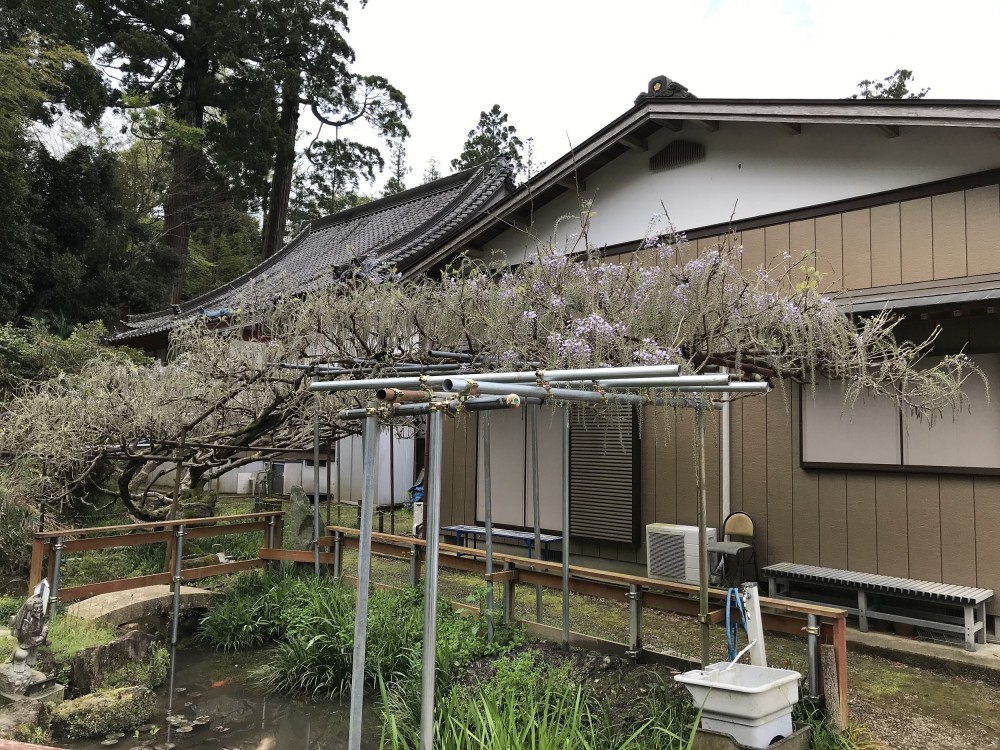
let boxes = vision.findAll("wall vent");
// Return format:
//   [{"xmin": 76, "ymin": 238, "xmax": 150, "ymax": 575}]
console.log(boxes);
[{"xmin": 649, "ymin": 140, "xmax": 705, "ymax": 172}]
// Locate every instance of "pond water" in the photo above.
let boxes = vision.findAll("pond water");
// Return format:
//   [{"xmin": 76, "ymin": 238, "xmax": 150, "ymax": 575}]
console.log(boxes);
[{"xmin": 65, "ymin": 648, "xmax": 381, "ymax": 750}]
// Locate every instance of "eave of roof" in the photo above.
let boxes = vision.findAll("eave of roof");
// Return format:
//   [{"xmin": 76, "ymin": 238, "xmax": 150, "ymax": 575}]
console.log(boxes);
[
  {"xmin": 405, "ymin": 96, "xmax": 1000, "ymax": 276},
  {"xmin": 836, "ymin": 273, "xmax": 1000, "ymax": 314}
]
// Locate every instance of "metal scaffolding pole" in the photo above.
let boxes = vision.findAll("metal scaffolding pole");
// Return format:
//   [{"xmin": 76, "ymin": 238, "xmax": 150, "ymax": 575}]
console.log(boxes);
[
  {"xmin": 313, "ymin": 401, "xmax": 322, "ymax": 577},
  {"xmin": 531, "ymin": 408, "xmax": 543, "ymax": 623},
  {"xmin": 696, "ymin": 403, "xmax": 711, "ymax": 668},
  {"xmin": 561, "ymin": 406, "xmax": 571, "ymax": 651},
  {"xmin": 483, "ymin": 412, "xmax": 495, "ymax": 642},
  {"xmin": 420, "ymin": 408, "xmax": 445, "ymax": 750},
  {"xmin": 347, "ymin": 408, "xmax": 378, "ymax": 750}
]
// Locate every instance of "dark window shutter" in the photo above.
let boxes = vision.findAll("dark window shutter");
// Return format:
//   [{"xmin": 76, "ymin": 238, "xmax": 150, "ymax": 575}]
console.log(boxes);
[{"xmin": 569, "ymin": 405, "xmax": 640, "ymax": 544}]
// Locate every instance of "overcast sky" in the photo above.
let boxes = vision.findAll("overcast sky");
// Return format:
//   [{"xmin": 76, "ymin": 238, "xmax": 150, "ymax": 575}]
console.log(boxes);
[{"xmin": 320, "ymin": 0, "xmax": 1000, "ymax": 190}]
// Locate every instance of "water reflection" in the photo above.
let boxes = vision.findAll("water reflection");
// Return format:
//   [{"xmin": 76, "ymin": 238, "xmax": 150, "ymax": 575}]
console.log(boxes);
[{"xmin": 66, "ymin": 648, "xmax": 380, "ymax": 750}]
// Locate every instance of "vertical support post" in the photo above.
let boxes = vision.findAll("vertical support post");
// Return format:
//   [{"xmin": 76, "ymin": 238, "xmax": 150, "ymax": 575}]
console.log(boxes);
[
  {"xmin": 313, "ymin": 399, "xmax": 322, "ymax": 578},
  {"xmin": 858, "ymin": 590, "xmax": 869, "ymax": 632},
  {"xmin": 483, "ymin": 411, "xmax": 495, "ymax": 642},
  {"xmin": 696, "ymin": 403, "xmax": 710, "ymax": 668},
  {"xmin": 333, "ymin": 531, "xmax": 343, "ymax": 581},
  {"xmin": 267, "ymin": 513, "xmax": 276, "ymax": 549},
  {"xmin": 806, "ymin": 614, "xmax": 821, "ymax": 698},
  {"xmin": 389, "ymin": 428, "xmax": 396, "ymax": 536},
  {"xmin": 530, "ymin": 407, "xmax": 542, "ymax": 623},
  {"xmin": 502, "ymin": 561, "xmax": 515, "ymax": 625},
  {"xmin": 348, "ymin": 407, "xmax": 379, "ymax": 750},
  {"xmin": 326, "ymin": 441, "xmax": 334, "ymax": 531},
  {"xmin": 561, "ymin": 406, "xmax": 570, "ymax": 651},
  {"xmin": 49, "ymin": 536, "xmax": 64, "ymax": 605},
  {"xmin": 28, "ymin": 538, "xmax": 46, "ymax": 594},
  {"xmin": 409, "ymin": 544, "xmax": 421, "ymax": 587},
  {"xmin": 627, "ymin": 583, "xmax": 642, "ymax": 662},
  {"xmin": 167, "ymin": 523, "xmax": 185, "ymax": 715},
  {"xmin": 420, "ymin": 408, "xmax": 445, "ymax": 750}
]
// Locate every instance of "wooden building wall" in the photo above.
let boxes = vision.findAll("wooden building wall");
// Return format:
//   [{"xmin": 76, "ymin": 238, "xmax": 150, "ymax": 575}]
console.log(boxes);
[{"xmin": 438, "ymin": 181, "xmax": 1000, "ymax": 613}]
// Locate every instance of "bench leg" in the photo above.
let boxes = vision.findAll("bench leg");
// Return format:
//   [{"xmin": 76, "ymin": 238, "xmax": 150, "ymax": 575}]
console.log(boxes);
[
  {"xmin": 964, "ymin": 605, "xmax": 976, "ymax": 652},
  {"xmin": 768, "ymin": 577, "xmax": 777, "ymax": 598},
  {"xmin": 858, "ymin": 590, "xmax": 869, "ymax": 632},
  {"xmin": 977, "ymin": 603, "xmax": 988, "ymax": 645}
]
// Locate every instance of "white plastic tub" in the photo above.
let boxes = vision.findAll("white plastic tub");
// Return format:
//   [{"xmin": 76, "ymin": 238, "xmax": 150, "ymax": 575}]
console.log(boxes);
[{"xmin": 675, "ymin": 662, "xmax": 801, "ymax": 748}]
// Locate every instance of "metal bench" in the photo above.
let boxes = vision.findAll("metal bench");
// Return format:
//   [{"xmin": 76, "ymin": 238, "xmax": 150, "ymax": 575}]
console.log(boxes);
[
  {"xmin": 763, "ymin": 562, "xmax": 994, "ymax": 651},
  {"xmin": 442, "ymin": 524, "xmax": 561, "ymax": 558}
]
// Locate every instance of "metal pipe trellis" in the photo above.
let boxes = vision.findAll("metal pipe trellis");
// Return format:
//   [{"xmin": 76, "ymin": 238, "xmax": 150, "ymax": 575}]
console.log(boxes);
[{"xmin": 314, "ymin": 364, "xmax": 774, "ymax": 743}]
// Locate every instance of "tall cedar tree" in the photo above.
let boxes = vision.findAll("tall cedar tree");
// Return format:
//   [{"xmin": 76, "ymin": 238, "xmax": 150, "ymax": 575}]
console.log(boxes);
[
  {"xmin": 78, "ymin": 0, "xmax": 409, "ymax": 300},
  {"xmin": 451, "ymin": 104, "xmax": 524, "ymax": 175}
]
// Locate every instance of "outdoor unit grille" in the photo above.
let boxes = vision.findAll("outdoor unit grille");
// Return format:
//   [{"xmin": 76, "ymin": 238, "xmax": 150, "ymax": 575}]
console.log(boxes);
[{"xmin": 646, "ymin": 523, "xmax": 716, "ymax": 584}]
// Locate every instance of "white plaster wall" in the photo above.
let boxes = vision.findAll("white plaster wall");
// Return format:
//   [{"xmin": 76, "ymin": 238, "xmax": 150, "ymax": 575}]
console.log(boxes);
[
  {"xmin": 490, "ymin": 123, "xmax": 1000, "ymax": 264},
  {"xmin": 336, "ymin": 427, "xmax": 416, "ymax": 506}
]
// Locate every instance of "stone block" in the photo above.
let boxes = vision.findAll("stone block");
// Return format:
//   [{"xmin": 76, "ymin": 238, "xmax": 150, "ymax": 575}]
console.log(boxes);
[
  {"xmin": 70, "ymin": 630, "xmax": 160, "ymax": 694},
  {"xmin": 287, "ymin": 485, "xmax": 315, "ymax": 551}
]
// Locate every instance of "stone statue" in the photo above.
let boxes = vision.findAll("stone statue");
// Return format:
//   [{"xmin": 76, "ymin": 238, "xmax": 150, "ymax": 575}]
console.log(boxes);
[{"xmin": 0, "ymin": 581, "xmax": 50, "ymax": 696}]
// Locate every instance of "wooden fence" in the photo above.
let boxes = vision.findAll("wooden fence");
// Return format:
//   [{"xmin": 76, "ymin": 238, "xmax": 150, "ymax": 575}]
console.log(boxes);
[
  {"xmin": 29, "ymin": 511, "xmax": 284, "ymax": 603},
  {"xmin": 262, "ymin": 524, "xmax": 850, "ymax": 728}
]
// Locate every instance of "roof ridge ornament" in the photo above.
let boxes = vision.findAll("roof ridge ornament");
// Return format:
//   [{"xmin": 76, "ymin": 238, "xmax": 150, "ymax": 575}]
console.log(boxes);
[{"xmin": 636, "ymin": 75, "xmax": 697, "ymax": 104}]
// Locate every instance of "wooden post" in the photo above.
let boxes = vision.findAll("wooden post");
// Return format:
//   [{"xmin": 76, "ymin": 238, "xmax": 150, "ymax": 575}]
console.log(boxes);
[
  {"xmin": 503, "ymin": 561, "xmax": 516, "ymax": 625},
  {"xmin": 28, "ymin": 538, "xmax": 46, "ymax": 592},
  {"xmin": 820, "ymin": 617, "xmax": 849, "ymax": 731},
  {"xmin": 163, "ymin": 527, "xmax": 177, "ymax": 574}
]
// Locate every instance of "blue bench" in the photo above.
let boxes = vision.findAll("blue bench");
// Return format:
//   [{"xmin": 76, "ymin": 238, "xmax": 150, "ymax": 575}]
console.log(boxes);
[{"xmin": 442, "ymin": 524, "xmax": 561, "ymax": 559}]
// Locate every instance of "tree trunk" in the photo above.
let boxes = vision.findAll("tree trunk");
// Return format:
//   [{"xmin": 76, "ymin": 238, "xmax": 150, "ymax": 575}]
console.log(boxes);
[
  {"xmin": 163, "ymin": 54, "xmax": 209, "ymax": 304},
  {"xmin": 261, "ymin": 70, "xmax": 301, "ymax": 259}
]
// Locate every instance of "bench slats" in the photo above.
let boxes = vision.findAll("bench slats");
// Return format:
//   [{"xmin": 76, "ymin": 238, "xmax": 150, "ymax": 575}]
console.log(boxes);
[{"xmin": 763, "ymin": 562, "xmax": 992, "ymax": 605}]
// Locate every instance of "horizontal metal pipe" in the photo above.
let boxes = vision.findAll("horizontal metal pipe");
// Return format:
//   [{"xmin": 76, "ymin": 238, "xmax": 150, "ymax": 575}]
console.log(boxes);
[
  {"xmin": 445, "ymin": 379, "xmax": 651, "ymax": 405},
  {"xmin": 377, "ymin": 388, "xmax": 431, "ymax": 403},
  {"xmin": 483, "ymin": 364, "xmax": 682, "ymax": 383},
  {"xmin": 312, "ymin": 364, "xmax": 688, "ymax": 391},
  {"xmin": 428, "ymin": 350, "xmax": 474, "ymax": 362},
  {"xmin": 337, "ymin": 395, "xmax": 537, "ymax": 420},
  {"xmin": 664, "ymin": 383, "xmax": 771, "ymax": 393},
  {"xmin": 592, "ymin": 375, "xmax": 730, "ymax": 388}
]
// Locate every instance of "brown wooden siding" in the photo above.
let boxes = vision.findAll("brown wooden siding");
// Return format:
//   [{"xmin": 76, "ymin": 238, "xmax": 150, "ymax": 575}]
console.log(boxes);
[{"xmin": 437, "ymin": 182, "xmax": 1000, "ymax": 613}]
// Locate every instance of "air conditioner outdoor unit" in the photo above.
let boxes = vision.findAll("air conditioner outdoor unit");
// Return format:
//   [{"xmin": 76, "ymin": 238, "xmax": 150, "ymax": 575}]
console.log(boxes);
[{"xmin": 646, "ymin": 523, "xmax": 716, "ymax": 584}]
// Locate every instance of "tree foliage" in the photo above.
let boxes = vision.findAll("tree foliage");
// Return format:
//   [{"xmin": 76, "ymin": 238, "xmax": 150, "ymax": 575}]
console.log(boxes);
[
  {"xmin": 382, "ymin": 140, "xmax": 410, "ymax": 197},
  {"xmin": 0, "ymin": 212, "xmax": 974, "ymax": 521},
  {"xmin": 452, "ymin": 104, "xmax": 524, "ymax": 174},
  {"xmin": 851, "ymin": 69, "xmax": 929, "ymax": 100}
]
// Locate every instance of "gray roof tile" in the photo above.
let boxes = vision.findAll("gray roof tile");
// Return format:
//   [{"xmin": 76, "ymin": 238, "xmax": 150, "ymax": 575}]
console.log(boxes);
[{"xmin": 115, "ymin": 160, "xmax": 514, "ymax": 342}]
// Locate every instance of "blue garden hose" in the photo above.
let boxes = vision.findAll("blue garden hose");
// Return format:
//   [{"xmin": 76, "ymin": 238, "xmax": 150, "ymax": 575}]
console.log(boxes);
[{"xmin": 726, "ymin": 587, "xmax": 750, "ymax": 661}]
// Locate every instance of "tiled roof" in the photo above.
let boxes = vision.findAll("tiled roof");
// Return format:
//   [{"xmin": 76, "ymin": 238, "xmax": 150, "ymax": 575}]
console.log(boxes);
[{"xmin": 114, "ymin": 159, "xmax": 514, "ymax": 342}]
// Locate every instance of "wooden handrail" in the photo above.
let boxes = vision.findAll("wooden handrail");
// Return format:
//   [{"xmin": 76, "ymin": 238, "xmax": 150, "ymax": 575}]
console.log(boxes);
[
  {"xmin": 326, "ymin": 525, "xmax": 847, "ymax": 620},
  {"xmin": 34, "ymin": 511, "xmax": 284, "ymax": 538}
]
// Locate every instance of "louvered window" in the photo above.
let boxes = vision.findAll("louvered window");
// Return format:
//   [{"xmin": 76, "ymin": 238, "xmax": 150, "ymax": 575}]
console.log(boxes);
[
  {"xmin": 476, "ymin": 406, "xmax": 641, "ymax": 544},
  {"xmin": 569, "ymin": 406, "xmax": 641, "ymax": 544}
]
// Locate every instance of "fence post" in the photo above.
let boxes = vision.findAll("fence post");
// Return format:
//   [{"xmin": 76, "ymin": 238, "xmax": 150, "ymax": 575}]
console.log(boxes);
[
  {"xmin": 267, "ymin": 513, "xmax": 277, "ymax": 549},
  {"xmin": 28, "ymin": 538, "xmax": 46, "ymax": 593},
  {"xmin": 333, "ymin": 531, "xmax": 343, "ymax": 581},
  {"xmin": 627, "ymin": 583, "xmax": 643, "ymax": 662},
  {"xmin": 409, "ymin": 544, "xmax": 421, "ymax": 587},
  {"xmin": 503, "ymin": 561, "xmax": 515, "ymax": 625},
  {"xmin": 48, "ymin": 536, "xmax": 64, "ymax": 605}
]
